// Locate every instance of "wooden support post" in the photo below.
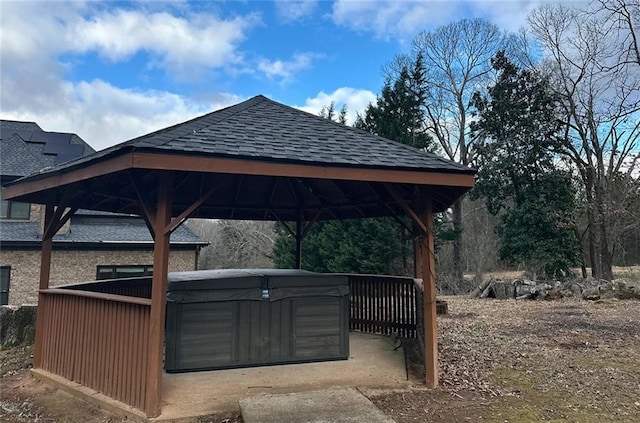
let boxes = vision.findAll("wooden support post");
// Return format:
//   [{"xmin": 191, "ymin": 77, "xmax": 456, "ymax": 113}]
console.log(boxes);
[
  {"xmin": 421, "ymin": 204, "xmax": 438, "ymax": 389},
  {"xmin": 33, "ymin": 204, "xmax": 55, "ymax": 368},
  {"xmin": 412, "ymin": 193, "xmax": 438, "ymax": 389},
  {"xmin": 295, "ymin": 211, "xmax": 303, "ymax": 269},
  {"xmin": 145, "ymin": 172, "xmax": 173, "ymax": 417}
]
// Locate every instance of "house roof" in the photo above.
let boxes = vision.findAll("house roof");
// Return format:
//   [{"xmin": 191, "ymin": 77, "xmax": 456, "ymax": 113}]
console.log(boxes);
[
  {"xmin": 0, "ymin": 133, "xmax": 50, "ymax": 178},
  {"xmin": 0, "ymin": 120, "xmax": 95, "ymax": 179},
  {"xmin": 0, "ymin": 217, "xmax": 205, "ymax": 247},
  {"xmin": 3, "ymin": 95, "xmax": 475, "ymax": 219}
]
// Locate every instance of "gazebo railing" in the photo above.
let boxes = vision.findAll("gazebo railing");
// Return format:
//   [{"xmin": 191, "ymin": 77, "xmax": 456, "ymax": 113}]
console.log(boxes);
[
  {"xmin": 38, "ymin": 288, "xmax": 151, "ymax": 412},
  {"xmin": 346, "ymin": 274, "xmax": 418, "ymax": 338}
]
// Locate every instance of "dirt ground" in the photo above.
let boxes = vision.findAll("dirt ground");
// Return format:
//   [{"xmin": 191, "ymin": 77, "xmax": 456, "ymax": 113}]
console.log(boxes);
[{"xmin": 2, "ymin": 297, "xmax": 639, "ymax": 423}]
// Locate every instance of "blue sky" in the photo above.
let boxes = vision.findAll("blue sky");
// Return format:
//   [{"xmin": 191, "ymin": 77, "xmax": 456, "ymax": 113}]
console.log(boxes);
[{"xmin": 1, "ymin": 1, "xmax": 551, "ymax": 150}]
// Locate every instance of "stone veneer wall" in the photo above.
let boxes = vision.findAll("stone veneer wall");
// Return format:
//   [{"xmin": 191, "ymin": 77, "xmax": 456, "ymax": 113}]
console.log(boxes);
[{"xmin": 0, "ymin": 249, "xmax": 197, "ymax": 305}]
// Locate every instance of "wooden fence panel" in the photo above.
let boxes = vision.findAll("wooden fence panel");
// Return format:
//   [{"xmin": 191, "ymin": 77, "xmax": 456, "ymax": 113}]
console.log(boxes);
[
  {"xmin": 347, "ymin": 275, "xmax": 417, "ymax": 338},
  {"xmin": 38, "ymin": 289, "xmax": 151, "ymax": 412}
]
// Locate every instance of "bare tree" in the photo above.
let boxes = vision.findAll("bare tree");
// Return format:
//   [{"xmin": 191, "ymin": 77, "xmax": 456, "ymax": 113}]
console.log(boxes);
[
  {"xmin": 529, "ymin": 3, "xmax": 640, "ymax": 280},
  {"xmin": 594, "ymin": 0, "xmax": 640, "ymax": 67},
  {"xmin": 187, "ymin": 219, "xmax": 276, "ymax": 269},
  {"xmin": 402, "ymin": 18, "xmax": 518, "ymax": 282}
]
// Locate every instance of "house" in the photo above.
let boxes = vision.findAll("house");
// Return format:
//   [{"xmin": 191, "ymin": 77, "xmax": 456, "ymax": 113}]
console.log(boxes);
[{"xmin": 0, "ymin": 120, "xmax": 206, "ymax": 305}]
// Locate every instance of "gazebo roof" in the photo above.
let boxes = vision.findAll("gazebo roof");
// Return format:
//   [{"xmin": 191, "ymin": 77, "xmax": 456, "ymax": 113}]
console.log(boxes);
[{"xmin": 3, "ymin": 95, "xmax": 475, "ymax": 220}]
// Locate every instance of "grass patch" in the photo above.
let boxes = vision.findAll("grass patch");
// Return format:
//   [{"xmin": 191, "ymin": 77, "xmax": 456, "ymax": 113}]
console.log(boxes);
[
  {"xmin": 489, "ymin": 367, "xmax": 636, "ymax": 423},
  {"xmin": 579, "ymin": 357, "xmax": 640, "ymax": 372}
]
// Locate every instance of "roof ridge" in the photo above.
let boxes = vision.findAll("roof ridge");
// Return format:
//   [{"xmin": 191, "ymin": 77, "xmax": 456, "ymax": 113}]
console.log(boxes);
[{"xmin": 134, "ymin": 95, "xmax": 268, "ymax": 147}]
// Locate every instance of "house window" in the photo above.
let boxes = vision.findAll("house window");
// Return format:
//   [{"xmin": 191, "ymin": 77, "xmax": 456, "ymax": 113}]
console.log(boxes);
[
  {"xmin": 0, "ymin": 200, "xmax": 30, "ymax": 220},
  {"xmin": 0, "ymin": 267, "xmax": 10, "ymax": 305},
  {"xmin": 96, "ymin": 265, "xmax": 153, "ymax": 280}
]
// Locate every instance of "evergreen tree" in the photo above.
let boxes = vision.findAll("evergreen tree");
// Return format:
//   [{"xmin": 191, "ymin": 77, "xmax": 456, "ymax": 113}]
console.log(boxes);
[
  {"xmin": 471, "ymin": 51, "xmax": 580, "ymax": 279},
  {"xmin": 356, "ymin": 54, "xmax": 432, "ymax": 151}
]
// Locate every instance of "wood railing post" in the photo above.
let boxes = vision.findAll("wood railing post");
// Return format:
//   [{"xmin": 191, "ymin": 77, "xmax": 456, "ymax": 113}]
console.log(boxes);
[{"xmin": 145, "ymin": 172, "xmax": 173, "ymax": 417}]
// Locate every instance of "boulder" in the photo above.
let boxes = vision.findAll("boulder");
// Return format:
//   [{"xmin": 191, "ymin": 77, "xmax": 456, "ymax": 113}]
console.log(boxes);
[
  {"xmin": 515, "ymin": 284, "xmax": 533, "ymax": 297},
  {"xmin": 0, "ymin": 305, "xmax": 37, "ymax": 347},
  {"xmin": 583, "ymin": 289, "xmax": 601, "ymax": 301}
]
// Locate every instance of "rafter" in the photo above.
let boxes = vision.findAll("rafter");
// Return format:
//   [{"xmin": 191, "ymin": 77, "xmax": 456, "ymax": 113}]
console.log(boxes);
[
  {"xmin": 384, "ymin": 183, "xmax": 429, "ymax": 234},
  {"xmin": 128, "ymin": 171, "xmax": 156, "ymax": 239},
  {"xmin": 164, "ymin": 183, "xmax": 220, "ymax": 235}
]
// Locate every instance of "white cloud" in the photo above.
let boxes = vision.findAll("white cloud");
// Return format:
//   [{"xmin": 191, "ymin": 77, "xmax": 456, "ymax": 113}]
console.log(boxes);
[
  {"xmin": 67, "ymin": 9, "xmax": 258, "ymax": 78},
  {"xmin": 275, "ymin": 0, "xmax": 318, "ymax": 22},
  {"xmin": 0, "ymin": 2, "xmax": 246, "ymax": 150},
  {"xmin": 331, "ymin": 0, "xmax": 458, "ymax": 39},
  {"xmin": 297, "ymin": 87, "xmax": 377, "ymax": 125},
  {"xmin": 258, "ymin": 53, "xmax": 320, "ymax": 81},
  {"xmin": 331, "ymin": 0, "xmax": 554, "ymax": 39},
  {"xmin": 2, "ymin": 79, "xmax": 242, "ymax": 151},
  {"xmin": 0, "ymin": 1, "xmax": 259, "ymax": 81}
]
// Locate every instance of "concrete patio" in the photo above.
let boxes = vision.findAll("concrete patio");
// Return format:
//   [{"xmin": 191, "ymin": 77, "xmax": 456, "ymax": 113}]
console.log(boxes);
[{"xmin": 155, "ymin": 332, "xmax": 411, "ymax": 421}]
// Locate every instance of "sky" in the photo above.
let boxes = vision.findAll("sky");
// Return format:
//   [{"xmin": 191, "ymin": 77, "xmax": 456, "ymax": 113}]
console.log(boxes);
[{"xmin": 1, "ymin": 0, "xmax": 555, "ymax": 151}]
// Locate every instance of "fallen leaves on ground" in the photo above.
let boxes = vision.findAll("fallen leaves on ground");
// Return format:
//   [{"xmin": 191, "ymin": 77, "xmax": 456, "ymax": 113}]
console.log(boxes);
[{"xmin": 370, "ymin": 297, "xmax": 640, "ymax": 423}]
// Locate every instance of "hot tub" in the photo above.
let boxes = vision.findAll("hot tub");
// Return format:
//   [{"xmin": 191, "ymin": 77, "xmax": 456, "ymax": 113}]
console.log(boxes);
[{"xmin": 165, "ymin": 269, "xmax": 349, "ymax": 372}]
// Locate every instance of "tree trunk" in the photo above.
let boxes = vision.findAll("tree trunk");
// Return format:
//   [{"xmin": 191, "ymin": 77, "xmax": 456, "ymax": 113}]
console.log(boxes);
[
  {"xmin": 452, "ymin": 197, "xmax": 464, "ymax": 283},
  {"xmin": 588, "ymin": 212, "xmax": 601, "ymax": 278},
  {"xmin": 584, "ymin": 178, "xmax": 602, "ymax": 279}
]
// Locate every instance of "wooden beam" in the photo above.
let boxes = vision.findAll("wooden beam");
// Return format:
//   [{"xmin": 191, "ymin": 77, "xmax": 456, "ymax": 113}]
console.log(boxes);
[
  {"xmin": 2, "ymin": 153, "xmax": 134, "ymax": 200},
  {"xmin": 145, "ymin": 172, "xmax": 173, "ymax": 417},
  {"xmin": 49, "ymin": 202, "xmax": 79, "ymax": 237},
  {"xmin": 33, "ymin": 204, "xmax": 55, "ymax": 368},
  {"xmin": 384, "ymin": 183, "xmax": 429, "ymax": 234},
  {"xmin": 43, "ymin": 188, "xmax": 75, "ymax": 239},
  {"xmin": 128, "ymin": 171, "xmax": 156, "ymax": 239},
  {"xmin": 270, "ymin": 210, "xmax": 296, "ymax": 237},
  {"xmin": 4, "ymin": 150, "xmax": 474, "ymax": 205},
  {"xmin": 133, "ymin": 152, "xmax": 475, "ymax": 188},
  {"xmin": 300, "ymin": 209, "xmax": 322, "ymax": 239},
  {"xmin": 295, "ymin": 210, "xmax": 303, "ymax": 269},
  {"xmin": 164, "ymin": 183, "xmax": 219, "ymax": 235}
]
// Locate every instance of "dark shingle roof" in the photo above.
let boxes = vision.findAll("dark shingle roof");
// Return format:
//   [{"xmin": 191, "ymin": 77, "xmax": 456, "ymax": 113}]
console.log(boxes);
[
  {"xmin": 0, "ymin": 120, "xmax": 42, "ymax": 132},
  {"xmin": 19, "ymin": 95, "xmax": 474, "ymax": 178},
  {"xmin": 0, "ymin": 120, "xmax": 95, "ymax": 178},
  {"xmin": 0, "ymin": 218, "xmax": 205, "ymax": 246},
  {"xmin": 0, "ymin": 134, "xmax": 49, "ymax": 178},
  {"xmin": 136, "ymin": 95, "xmax": 472, "ymax": 171}
]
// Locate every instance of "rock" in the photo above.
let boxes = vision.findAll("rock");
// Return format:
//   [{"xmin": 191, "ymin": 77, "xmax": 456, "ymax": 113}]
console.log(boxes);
[
  {"xmin": 546, "ymin": 288, "xmax": 564, "ymax": 300},
  {"xmin": 0, "ymin": 305, "xmax": 37, "ymax": 347},
  {"xmin": 583, "ymin": 289, "xmax": 601, "ymax": 301},
  {"xmin": 535, "ymin": 289, "xmax": 549, "ymax": 300},
  {"xmin": 569, "ymin": 283, "xmax": 583, "ymax": 296},
  {"xmin": 515, "ymin": 284, "xmax": 533, "ymax": 297},
  {"xmin": 612, "ymin": 280, "xmax": 640, "ymax": 300}
]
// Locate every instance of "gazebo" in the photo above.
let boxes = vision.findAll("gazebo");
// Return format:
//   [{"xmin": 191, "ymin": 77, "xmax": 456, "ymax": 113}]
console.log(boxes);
[{"xmin": 2, "ymin": 95, "xmax": 475, "ymax": 417}]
